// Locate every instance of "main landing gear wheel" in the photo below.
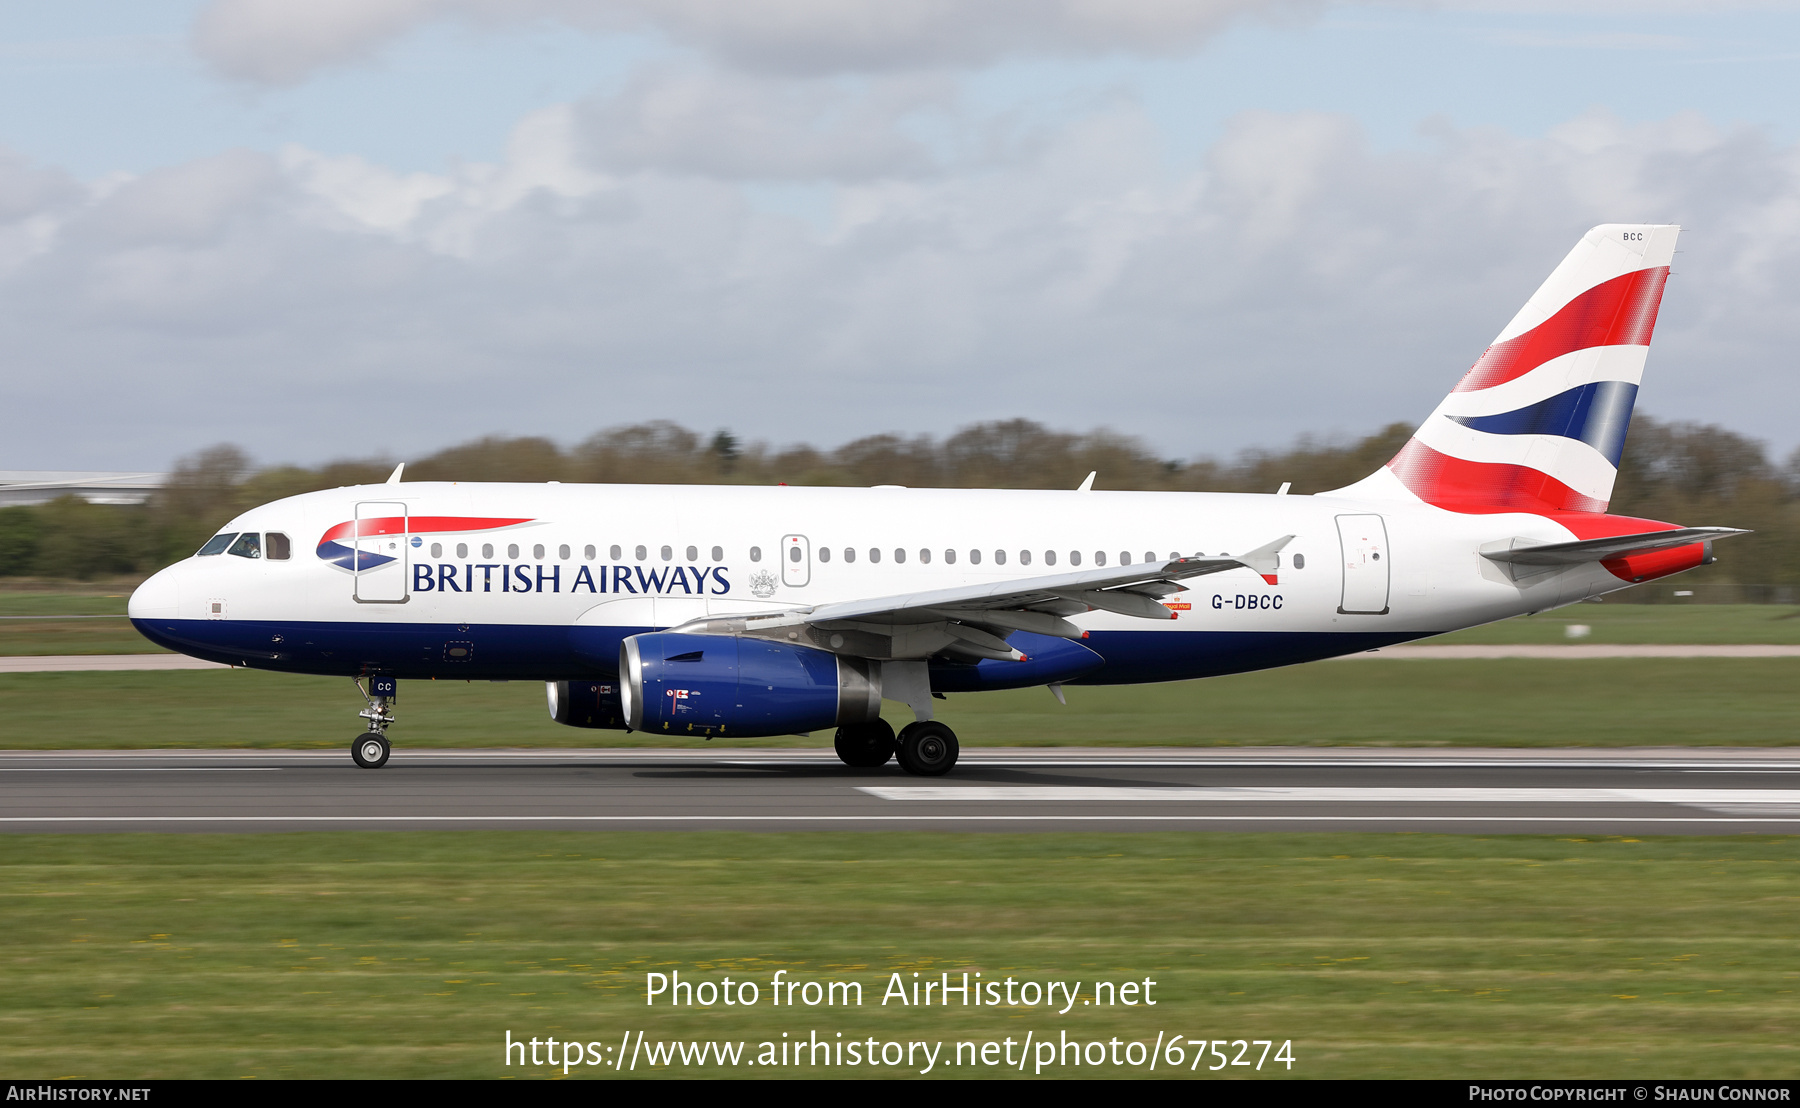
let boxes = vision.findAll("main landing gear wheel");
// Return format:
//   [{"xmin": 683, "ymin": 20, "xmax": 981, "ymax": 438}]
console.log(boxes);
[
  {"xmin": 895, "ymin": 721, "xmax": 959, "ymax": 777},
  {"xmin": 834, "ymin": 719, "xmax": 897, "ymax": 768},
  {"xmin": 351, "ymin": 733, "xmax": 390, "ymax": 769}
]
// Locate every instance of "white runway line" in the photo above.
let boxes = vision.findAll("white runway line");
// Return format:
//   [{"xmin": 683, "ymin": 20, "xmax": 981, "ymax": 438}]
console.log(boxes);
[
  {"xmin": 0, "ymin": 767, "xmax": 282, "ymax": 772},
  {"xmin": 4, "ymin": 814, "xmax": 1800, "ymax": 825},
  {"xmin": 0, "ymin": 654, "xmax": 223, "ymax": 672},
  {"xmin": 1347, "ymin": 644, "xmax": 1800, "ymax": 659},
  {"xmin": 858, "ymin": 786, "xmax": 1800, "ymax": 815}
]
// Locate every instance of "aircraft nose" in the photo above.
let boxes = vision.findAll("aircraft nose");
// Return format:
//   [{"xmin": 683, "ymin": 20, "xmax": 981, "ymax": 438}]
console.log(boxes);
[{"xmin": 128, "ymin": 563, "xmax": 182, "ymax": 620}]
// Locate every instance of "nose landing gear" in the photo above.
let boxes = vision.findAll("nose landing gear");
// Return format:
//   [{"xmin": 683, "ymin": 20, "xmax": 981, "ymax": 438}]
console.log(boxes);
[
  {"xmin": 351, "ymin": 675, "xmax": 396, "ymax": 769},
  {"xmin": 352, "ymin": 732, "xmax": 390, "ymax": 769}
]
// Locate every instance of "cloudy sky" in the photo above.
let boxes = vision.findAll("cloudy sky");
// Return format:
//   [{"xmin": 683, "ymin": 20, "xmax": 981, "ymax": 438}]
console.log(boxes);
[{"xmin": 4, "ymin": 1, "xmax": 1799, "ymax": 470}]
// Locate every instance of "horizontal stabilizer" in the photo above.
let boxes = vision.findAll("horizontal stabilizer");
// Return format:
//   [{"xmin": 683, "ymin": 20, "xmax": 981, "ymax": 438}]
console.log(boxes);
[{"xmin": 1482, "ymin": 527, "xmax": 1749, "ymax": 567}]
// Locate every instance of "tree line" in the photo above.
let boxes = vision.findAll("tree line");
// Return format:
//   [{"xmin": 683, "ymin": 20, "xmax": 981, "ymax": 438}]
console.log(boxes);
[{"xmin": 2, "ymin": 416, "xmax": 1796, "ymax": 587}]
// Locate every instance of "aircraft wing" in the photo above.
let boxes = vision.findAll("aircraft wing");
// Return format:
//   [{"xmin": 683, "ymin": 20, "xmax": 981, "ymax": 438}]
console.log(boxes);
[
  {"xmin": 1482, "ymin": 527, "xmax": 1749, "ymax": 567},
  {"xmin": 674, "ymin": 535, "xmax": 1293, "ymax": 661}
]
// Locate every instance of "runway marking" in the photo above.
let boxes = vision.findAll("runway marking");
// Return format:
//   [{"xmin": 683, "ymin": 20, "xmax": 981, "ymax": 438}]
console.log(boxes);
[
  {"xmin": 858, "ymin": 786, "xmax": 1800, "ymax": 814},
  {"xmin": 732, "ymin": 758, "xmax": 1800, "ymax": 770},
  {"xmin": 0, "ymin": 767, "xmax": 283, "ymax": 773},
  {"xmin": 1345, "ymin": 645, "xmax": 1800, "ymax": 659},
  {"xmin": 4, "ymin": 815, "xmax": 1800, "ymax": 825}
]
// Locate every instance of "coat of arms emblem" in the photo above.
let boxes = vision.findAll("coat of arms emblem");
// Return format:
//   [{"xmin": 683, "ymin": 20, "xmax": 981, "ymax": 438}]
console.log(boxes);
[{"xmin": 748, "ymin": 570, "xmax": 778, "ymax": 598}]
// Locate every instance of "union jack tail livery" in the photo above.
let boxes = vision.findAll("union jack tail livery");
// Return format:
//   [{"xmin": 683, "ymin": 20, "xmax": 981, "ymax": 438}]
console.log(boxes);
[{"xmin": 1337, "ymin": 224, "xmax": 1679, "ymax": 515}]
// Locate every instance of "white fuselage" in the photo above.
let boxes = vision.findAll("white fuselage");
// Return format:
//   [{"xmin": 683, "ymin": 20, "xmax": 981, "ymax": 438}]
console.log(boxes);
[{"xmin": 128, "ymin": 481, "xmax": 1632, "ymax": 684}]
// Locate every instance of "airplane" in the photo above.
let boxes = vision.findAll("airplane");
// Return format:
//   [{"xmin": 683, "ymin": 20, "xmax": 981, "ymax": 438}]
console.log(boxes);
[{"xmin": 128, "ymin": 223, "xmax": 1745, "ymax": 776}]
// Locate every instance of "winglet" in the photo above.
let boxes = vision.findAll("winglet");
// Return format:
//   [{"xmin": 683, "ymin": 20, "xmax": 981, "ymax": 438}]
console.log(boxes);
[
  {"xmin": 1234, "ymin": 534, "xmax": 1295, "ymax": 585},
  {"xmin": 1077, "ymin": 472, "xmax": 1096, "ymax": 492},
  {"xmin": 386, "ymin": 463, "xmax": 405, "ymax": 485}
]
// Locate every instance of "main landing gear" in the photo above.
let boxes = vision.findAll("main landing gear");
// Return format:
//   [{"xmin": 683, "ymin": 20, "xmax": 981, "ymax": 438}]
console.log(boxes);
[
  {"xmin": 833, "ymin": 719, "xmax": 896, "ymax": 767},
  {"xmin": 351, "ymin": 675, "xmax": 396, "ymax": 769},
  {"xmin": 896, "ymin": 721, "xmax": 959, "ymax": 776},
  {"xmin": 833, "ymin": 718, "xmax": 959, "ymax": 776}
]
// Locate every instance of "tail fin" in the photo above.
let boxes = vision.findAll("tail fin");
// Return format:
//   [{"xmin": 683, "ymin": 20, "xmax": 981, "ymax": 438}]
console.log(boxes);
[{"xmin": 1330, "ymin": 224, "xmax": 1679, "ymax": 514}]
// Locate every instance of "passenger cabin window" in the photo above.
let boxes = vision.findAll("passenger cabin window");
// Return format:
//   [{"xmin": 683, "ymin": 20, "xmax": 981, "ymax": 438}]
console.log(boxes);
[
  {"xmin": 584, "ymin": 545, "xmax": 596, "ymax": 560},
  {"xmin": 994, "ymin": 549, "xmax": 1006, "ymax": 565},
  {"xmin": 430, "ymin": 542, "xmax": 443, "ymax": 558},
  {"xmin": 969, "ymin": 549, "xmax": 981, "ymax": 565},
  {"xmin": 534, "ymin": 544, "xmax": 546, "ymax": 559},
  {"xmin": 661, "ymin": 545, "xmax": 672, "ymax": 561},
  {"xmin": 1045, "ymin": 550, "xmax": 1056, "ymax": 566},
  {"xmin": 920, "ymin": 549, "xmax": 931, "ymax": 564},
  {"xmin": 197, "ymin": 533, "xmax": 237, "ymax": 557},
  {"xmin": 635, "ymin": 545, "xmax": 647, "ymax": 561},
  {"xmin": 750, "ymin": 546, "xmax": 762, "ymax": 562},
  {"xmin": 1019, "ymin": 550, "xmax": 1031, "ymax": 565},
  {"xmin": 869, "ymin": 548, "xmax": 881, "ymax": 563},
  {"xmin": 482, "ymin": 543, "xmax": 494, "ymax": 559},
  {"xmin": 456, "ymin": 542, "xmax": 468, "ymax": 559},
  {"xmin": 266, "ymin": 532, "xmax": 291, "ymax": 560},
  {"xmin": 559, "ymin": 544, "xmax": 571, "ymax": 560},
  {"xmin": 789, "ymin": 546, "xmax": 803, "ymax": 563},
  {"xmin": 711, "ymin": 546, "xmax": 723, "ymax": 561},
  {"xmin": 610, "ymin": 545, "xmax": 621, "ymax": 560},
  {"xmin": 1070, "ymin": 551, "xmax": 1081, "ymax": 566},
  {"xmin": 1293, "ymin": 553, "xmax": 1306, "ymax": 569},
  {"xmin": 1095, "ymin": 551, "xmax": 1107, "ymax": 566},
  {"xmin": 1119, "ymin": 552, "xmax": 1131, "ymax": 565},
  {"xmin": 894, "ymin": 548, "xmax": 905, "ymax": 563},
  {"xmin": 227, "ymin": 533, "xmax": 261, "ymax": 559},
  {"xmin": 844, "ymin": 547, "xmax": 855, "ymax": 563},
  {"xmin": 686, "ymin": 546, "xmax": 697, "ymax": 561},
  {"xmin": 508, "ymin": 544, "xmax": 520, "ymax": 559},
  {"xmin": 819, "ymin": 547, "xmax": 831, "ymax": 563},
  {"xmin": 944, "ymin": 549, "xmax": 956, "ymax": 564}
]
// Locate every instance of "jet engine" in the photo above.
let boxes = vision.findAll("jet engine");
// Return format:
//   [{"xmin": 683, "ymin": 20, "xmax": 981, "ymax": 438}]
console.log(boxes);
[
  {"xmin": 620, "ymin": 632, "xmax": 880, "ymax": 737},
  {"xmin": 546, "ymin": 679, "xmax": 627, "ymax": 729}
]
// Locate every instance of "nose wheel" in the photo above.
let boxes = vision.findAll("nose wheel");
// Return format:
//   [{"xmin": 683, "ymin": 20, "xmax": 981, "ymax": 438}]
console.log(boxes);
[
  {"xmin": 351, "ymin": 675, "xmax": 397, "ymax": 769},
  {"xmin": 352, "ymin": 733, "xmax": 390, "ymax": 769}
]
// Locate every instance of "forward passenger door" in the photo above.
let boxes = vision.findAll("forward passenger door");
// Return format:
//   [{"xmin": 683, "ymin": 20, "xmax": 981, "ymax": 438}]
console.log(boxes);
[{"xmin": 353, "ymin": 501, "xmax": 409, "ymax": 603}]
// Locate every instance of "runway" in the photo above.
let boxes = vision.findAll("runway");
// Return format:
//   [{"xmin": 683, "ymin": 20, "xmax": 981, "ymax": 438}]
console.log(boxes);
[{"xmin": 6, "ymin": 747, "xmax": 1800, "ymax": 833}]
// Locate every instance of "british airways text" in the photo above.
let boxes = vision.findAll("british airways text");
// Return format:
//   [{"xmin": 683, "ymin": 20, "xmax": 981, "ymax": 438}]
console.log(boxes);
[{"xmin": 411, "ymin": 563, "xmax": 731, "ymax": 595}]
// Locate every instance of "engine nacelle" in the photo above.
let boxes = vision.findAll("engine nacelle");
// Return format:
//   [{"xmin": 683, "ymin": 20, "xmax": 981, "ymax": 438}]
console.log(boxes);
[
  {"xmin": 546, "ymin": 679, "xmax": 627, "ymax": 729},
  {"xmin": 620, "ymin": 633, "xmax": 880, "ymax": 737}
]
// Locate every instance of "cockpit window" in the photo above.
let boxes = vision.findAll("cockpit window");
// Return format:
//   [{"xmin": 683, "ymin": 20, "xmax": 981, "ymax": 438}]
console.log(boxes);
[
  {"xmin": 227, "ymin": 533, "xmax": 262, "ymax": 559},
  {"xmin": 196, "ymin": 533, "xmax": 237, "ymax": 557},
  {"xmin": 266, "ymin": 532, "xmax": 291, "ymax": 560}
]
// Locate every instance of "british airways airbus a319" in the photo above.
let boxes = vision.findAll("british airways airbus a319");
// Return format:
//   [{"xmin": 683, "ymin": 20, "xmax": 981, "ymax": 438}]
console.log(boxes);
[{"xmin": 128, "ymin": 224, "xmax": 1743, "ymax": 775}]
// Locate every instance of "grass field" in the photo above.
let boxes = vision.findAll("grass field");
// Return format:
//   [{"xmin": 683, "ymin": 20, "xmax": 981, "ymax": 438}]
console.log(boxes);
[
  {"xmin": 2, "ymin": 657, "xmax": 1794, "ymax": 749},
  {"xmin": 1432, "ymin": 603, "xmax": 1800, "ymax": 645},
  {"xmin": 2, "ymin": 832, "xmax": 1796, "ymax": 1079},
  {"xmin": 0, "ymin": 590, "xmax": 167, "ymax": 656}
]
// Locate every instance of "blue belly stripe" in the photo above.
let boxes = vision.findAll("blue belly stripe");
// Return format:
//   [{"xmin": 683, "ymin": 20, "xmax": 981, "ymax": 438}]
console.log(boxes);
[{"xmin": 133, "ymin": 618, "xmax": 1428, "ymax": 685}]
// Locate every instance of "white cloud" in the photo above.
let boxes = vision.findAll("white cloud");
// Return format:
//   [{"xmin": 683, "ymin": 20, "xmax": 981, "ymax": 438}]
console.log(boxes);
[
  {"xmin": 191, "ymin": 0, "xmax": 1323, "ymax": 85},
  {"xmin": 573, "ymin": 66, "xmax": 949, "ymax": 180},
  {"xmin": 3, "ymin": 101, "xmax": 1798, "ymax": 469}
]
